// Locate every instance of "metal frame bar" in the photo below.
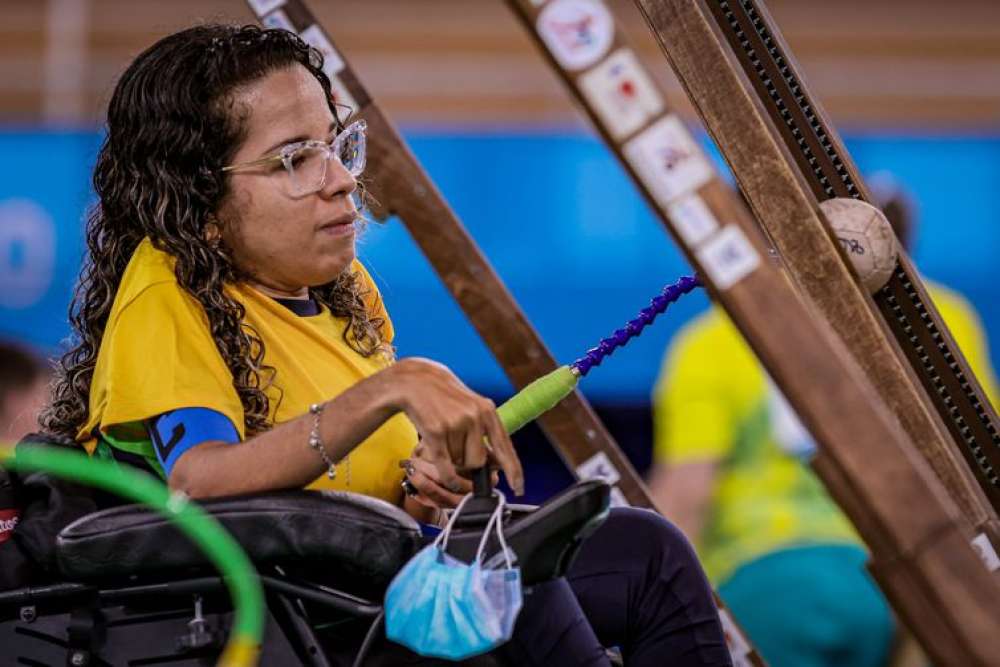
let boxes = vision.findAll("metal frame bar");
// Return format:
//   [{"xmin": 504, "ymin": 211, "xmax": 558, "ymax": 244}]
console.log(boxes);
[{"xmin": 577, "ymin": 0, "xmax": 1000, "ymax": 661}]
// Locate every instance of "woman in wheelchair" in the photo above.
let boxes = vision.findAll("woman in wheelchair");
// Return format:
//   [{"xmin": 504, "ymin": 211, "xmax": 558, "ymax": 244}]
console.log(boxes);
[{"xmin": 27, "ymin": 24, "xmax": 731, "ymax": 666}]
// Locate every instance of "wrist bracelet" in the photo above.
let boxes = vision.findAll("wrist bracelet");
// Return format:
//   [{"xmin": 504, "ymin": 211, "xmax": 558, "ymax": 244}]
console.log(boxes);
[{"xmin": 309, "ymin": 402, "xmax": 350, "ymax": 483}]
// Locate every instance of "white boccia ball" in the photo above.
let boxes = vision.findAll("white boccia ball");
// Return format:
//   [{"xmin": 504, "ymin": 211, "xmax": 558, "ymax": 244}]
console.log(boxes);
[{"xmin": 820, "ymin": 197, "xmax": 899, "ymax": 294}]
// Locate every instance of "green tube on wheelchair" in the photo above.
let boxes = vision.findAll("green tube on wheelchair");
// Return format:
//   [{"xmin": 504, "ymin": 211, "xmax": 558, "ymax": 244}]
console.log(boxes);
[
  {"xmin": 496, "ymin": 365, "xmax": 579, "ymax": 435},
  {"xmin": 0, "ymin": 444, "xmax": 264, "ymax": 667}
]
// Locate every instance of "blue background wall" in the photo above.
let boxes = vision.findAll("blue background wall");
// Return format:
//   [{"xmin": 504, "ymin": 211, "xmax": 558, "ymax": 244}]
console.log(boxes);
[{"xmin": 1, "ymin": 129, "xmax": 998, "ymax": 404}]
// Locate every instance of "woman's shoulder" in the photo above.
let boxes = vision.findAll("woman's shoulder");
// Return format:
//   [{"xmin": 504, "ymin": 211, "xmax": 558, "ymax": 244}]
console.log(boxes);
[
  {"xmin": 106, "ymin": 238, "xmax": 206, "ymax": 331},
  {"xmin": 114, "ymin": 238, "xmax": 181, "ymax": 308}
]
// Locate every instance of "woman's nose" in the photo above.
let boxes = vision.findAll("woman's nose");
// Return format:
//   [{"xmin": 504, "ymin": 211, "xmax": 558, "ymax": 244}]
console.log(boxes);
[{"xmin": 319, "ymin": 157, "xmax": 357, "ymax": 200}]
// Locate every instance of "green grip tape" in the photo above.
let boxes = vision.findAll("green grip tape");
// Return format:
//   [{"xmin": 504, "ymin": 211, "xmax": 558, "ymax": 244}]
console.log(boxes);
[
  {"xmin": 497, "ymin": 365, "xmax": 579, "ymax": 435},
  {"xmin": 1, "ymin": 445, "xmax": 263, "ymax": 667}
]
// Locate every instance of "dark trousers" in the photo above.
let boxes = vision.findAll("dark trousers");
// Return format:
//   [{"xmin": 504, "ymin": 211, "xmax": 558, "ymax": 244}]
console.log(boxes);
[
  {"xmin": 496, "ymin": 507, "xmax": 733, "ymax": 667},
  {"xmin": 350, "ymin": 507, "xmax": 732, "ymax": 666}
]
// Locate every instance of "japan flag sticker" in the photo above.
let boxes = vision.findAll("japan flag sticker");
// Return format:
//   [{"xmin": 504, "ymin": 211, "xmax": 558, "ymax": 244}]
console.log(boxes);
[
  {"xmin": 537, "ymin": 0, "xmax": 615, "ymax": 71},
  {"xmin": 579, "ymin": 48, "xmax": 664, "ymax": 139}
]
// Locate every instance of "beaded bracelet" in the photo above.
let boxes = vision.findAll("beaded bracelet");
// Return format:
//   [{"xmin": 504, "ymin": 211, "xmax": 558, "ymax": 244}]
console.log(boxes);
[{"xmin": 308, "ymin": 402, "xmax": 348, "ymax": 482}]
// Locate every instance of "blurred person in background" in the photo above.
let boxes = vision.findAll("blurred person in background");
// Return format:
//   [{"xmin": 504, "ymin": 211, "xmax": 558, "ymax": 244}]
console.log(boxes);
[
  {"xmin": 646, "ymin": 175, "xmax": 999, "ymax": 667},
  {"xmin": 0, "ymin": 340, "xmax": 49, "ymax": 583},
  {"xmin": 0, "ymin": 341, "xmax": 49, "ymax": 444}
]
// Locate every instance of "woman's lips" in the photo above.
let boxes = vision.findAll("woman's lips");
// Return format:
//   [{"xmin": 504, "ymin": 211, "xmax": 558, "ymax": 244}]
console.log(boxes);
[{"xmin": 318, "ymin": 217, "xmax": 356, "ymax": 237}]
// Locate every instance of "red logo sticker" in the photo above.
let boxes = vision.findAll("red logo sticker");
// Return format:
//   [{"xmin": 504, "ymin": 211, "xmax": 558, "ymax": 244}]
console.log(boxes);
[{"xmin": 0, "ymin": 509, "xmax": 20, "ymax": 544}]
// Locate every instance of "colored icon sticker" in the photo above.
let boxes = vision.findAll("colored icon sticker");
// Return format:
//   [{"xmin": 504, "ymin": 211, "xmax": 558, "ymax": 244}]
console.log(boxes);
[
  {"xmin": 697, "ymin": 225, "xmax": 761, "ymax": 291},
  {"xmin": 575, "ymin": 450, "xmax": 622, "ymax": 486},
  {"xmin": 579, "ymin": 48, "xmax": 664, "ymax": 139},
  {"xmin": 247, "ymin": 0, "xmax": 286, "ymax": 16},
  {"xmin": 300, "ymin": 24, "xmax": 346, "ymax": 78},
  {"xmin": 667, "ymin": 193, "xmax": 720, "ymax": 246},
  {"xmin": 537, "ymin": 0, "xmax": 615, "ymax": 71},
  {"xmin": 624, "ymin": 115, "xmax": 714, "ymax": 206},
  {"xmin": 262, "ymin": 9, "xmax": 295, "ymax": 33}
]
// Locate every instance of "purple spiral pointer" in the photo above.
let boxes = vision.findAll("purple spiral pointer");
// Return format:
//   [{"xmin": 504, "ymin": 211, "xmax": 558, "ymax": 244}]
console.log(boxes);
[{"xmin": 571, "ymin": 275, "xmax": 702, "ymax": 377}]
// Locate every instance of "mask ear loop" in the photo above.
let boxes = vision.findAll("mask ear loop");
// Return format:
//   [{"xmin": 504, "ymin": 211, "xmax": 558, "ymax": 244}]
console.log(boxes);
[
  {"xmin": 433, "ymin": 492, "xmax": 476, "ymax": 551},
  {"xmin": 474, "ymin": 491, "xmax": 514, "ymax": 570}
]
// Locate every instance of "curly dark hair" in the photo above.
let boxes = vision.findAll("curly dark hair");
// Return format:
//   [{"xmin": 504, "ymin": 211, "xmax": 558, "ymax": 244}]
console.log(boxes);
[{"xmin": 41, "ymin": 24, "xmax": 386, "ymax": 439}]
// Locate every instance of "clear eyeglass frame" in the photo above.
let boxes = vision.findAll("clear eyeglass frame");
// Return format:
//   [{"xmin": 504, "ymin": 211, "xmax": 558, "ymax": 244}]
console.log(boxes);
[{"xmin": 221, "ymin": 119, "xmax": 367, "ymax": 198}]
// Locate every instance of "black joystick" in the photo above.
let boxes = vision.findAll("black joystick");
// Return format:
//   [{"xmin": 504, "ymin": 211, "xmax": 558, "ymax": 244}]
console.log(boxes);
[{"xmin": 452, "ymin": 467, "xmax": 502, "ymax": 530}]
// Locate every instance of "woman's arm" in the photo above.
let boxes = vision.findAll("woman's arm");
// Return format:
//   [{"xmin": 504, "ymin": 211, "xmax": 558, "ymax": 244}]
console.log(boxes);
[{"xmin": 168, "ymin": 357, "xmax": 524, "ymax": 499}]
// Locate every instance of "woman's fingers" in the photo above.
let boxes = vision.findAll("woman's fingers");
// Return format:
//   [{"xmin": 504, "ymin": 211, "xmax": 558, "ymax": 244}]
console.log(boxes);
[
  {"xmin": 482, "ymin": 408, "xmax": 524, "ymax": 495},
  {"xmin": 417, "ymin": 455, "xmax": 471, "ymax": 494},
  {"xmin": 408, "ymin": 456, "xmax": 470, "ymax": 507},
  {"xmin": 436, "ymin": 431, "xmax": 472, "ymax": 494},
  {"xmin": 407, "ymin": 464, "xmax": 466, "ymax": 508},
  {"xmin": 396, "ymin": 358, "xmax": 524, "ymax": 495},
  {"xmin": 462, "ymin": 414, "xmax": 488, "ymax": 470}
]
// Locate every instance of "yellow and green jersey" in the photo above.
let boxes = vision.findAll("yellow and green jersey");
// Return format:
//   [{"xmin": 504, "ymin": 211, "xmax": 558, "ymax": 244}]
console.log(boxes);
[
  {"xmin": 78, "ymin": 238, "xmax": 418, "ymax": 505},
  {"xmin": 653, "ymin": 282, "xmax": 998, "ymax": 583}
]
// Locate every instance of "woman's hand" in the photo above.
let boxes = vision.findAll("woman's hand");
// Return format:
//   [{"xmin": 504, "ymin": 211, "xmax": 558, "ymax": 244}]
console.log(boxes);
[
  {"xmin": 386, "ymin": 357, "xmax": 524, "ymax": 497},
  {"xmin": 402, "ymin": 448, "xmax": 501, "ymax": 510}
]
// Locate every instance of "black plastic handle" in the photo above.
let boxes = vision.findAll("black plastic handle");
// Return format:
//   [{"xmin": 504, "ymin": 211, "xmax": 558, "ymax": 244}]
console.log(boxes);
[{"xmin": 473, "ymin": 467, "xmax": 492, "ymax": 498}]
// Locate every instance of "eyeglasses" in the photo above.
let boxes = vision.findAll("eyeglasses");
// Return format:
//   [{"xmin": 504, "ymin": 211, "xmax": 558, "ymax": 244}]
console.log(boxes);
[{"xmin": 221, "ymin": 119, "xmax": 367, "ymax": 197}]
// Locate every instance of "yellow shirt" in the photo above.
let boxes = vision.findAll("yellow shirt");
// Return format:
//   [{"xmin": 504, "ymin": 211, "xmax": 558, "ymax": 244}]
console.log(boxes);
[
  {"xmin": 653, "ymin": 281, "xmax": 998, "ymax": 582},
  {"xmin": 79, "ymin": 238, "xmax": 418, "ymax": 504}
]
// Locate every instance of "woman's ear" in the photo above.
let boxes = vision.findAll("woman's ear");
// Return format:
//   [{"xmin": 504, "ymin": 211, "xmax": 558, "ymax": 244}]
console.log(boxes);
[{"xmin": 204, "ymin": 214, "xmax": 222, "ymax": 244}]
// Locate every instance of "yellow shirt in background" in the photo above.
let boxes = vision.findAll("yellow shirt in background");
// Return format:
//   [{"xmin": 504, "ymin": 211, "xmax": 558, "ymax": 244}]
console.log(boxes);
[
  {"xmin": 79, "ymin": 238, "xmax": 418, "ymax": 504},
  {"xmin": 653, "ymin": 281, "xmax": 998, "ymax": 583}
]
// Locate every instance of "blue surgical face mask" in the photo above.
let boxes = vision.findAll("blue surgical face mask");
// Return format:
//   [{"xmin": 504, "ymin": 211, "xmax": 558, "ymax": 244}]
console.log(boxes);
[{"xmin": 384, "ymin": 490, "xmax": 523, "ymax": 660}]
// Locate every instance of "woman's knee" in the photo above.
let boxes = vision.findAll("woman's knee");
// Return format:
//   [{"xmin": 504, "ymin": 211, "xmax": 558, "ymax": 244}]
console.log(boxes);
[
  {"xmin": 574, "ymin": 507, "xmax": 703, "ymax": 575},
  {"xmin": 611, "ymin": 508, "xmax": 697, "ymax": 556},
  {"xmin": 568, "ymin": 508, "xmax": 728, "ymax": 664}
]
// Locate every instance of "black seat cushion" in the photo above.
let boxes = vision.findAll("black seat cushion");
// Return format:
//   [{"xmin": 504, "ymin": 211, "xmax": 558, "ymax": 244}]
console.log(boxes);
[
  {"xmin": 1, "ymin": 433, "xmax": 118, "ymax": 591},
  {"xmin": 56, "ymin": 490, "xmax": 421, "ymax": 590}
]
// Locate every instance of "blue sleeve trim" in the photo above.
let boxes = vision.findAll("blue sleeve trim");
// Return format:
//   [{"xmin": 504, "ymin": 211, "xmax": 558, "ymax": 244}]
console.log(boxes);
[{"xmin": 147, "ymin": 407, "xmax": 240, "ymax": 477}]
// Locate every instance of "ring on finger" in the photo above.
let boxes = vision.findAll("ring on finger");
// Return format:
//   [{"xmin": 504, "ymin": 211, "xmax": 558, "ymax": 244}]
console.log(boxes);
[
  {"xmin": 401, "ymin": 478, "xmax": 419, "ymax": 497},
  {"xmin": 398, "ymin": 458, "xmax": 416, "ymax": 478}
]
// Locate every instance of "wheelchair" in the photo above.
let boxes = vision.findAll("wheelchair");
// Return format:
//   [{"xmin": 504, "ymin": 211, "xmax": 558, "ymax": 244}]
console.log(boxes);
[{"xmin": 0, "ymin": 459, "xmax": 611, "ymax": 666}]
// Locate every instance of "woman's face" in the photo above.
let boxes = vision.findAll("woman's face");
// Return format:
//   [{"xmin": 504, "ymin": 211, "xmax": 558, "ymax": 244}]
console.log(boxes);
[{"xmin": 216, "ymin": 64, "xmax": 358, "ymax": 297}]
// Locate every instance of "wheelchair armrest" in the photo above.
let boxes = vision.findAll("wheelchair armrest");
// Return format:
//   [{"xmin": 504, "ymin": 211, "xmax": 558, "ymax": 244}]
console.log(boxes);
[
  {"xmin": 55, "ymin": 480, "xmax": 610, "ymax": 598},
  {"xmin": 444, "ymin": 479, "xmax": 610, "ymax": 585},
  {"xmin": 55, "ymin": 490, "xmax": 422, "ymax": 591}
]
